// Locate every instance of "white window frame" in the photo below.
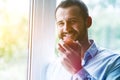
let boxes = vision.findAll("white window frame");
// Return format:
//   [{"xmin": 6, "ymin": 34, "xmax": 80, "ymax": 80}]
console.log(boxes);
[{"xmin": 27, "ymin": 0, "xmax": 56, "ymax": 80}]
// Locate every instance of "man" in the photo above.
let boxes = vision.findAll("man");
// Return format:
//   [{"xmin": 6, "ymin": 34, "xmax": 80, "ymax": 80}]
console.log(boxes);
[{"xmin": 45, "ymin": 0, "xmax": 120, "ymax": 80}]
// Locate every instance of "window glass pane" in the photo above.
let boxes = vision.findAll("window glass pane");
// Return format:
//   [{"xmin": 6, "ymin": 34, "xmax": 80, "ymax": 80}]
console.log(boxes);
[
  {"xmin": 87, "ymin": 0, "xmax": 120, "ymax": 52},
  {"xmin": 0, "ymin": 0, "xmax": 29, "ymax": 80}
]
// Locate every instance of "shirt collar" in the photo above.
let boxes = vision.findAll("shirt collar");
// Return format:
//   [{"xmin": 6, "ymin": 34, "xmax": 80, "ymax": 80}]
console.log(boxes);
[{"xmin": 82, "ymin": 40, "xmax": 98, "ymax": 66}]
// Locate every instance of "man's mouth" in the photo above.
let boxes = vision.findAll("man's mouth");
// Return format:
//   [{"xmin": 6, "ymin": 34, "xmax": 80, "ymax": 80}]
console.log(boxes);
[{"xmin": 63, "ymin": 34, "xmax": 74, "ymax": 41}]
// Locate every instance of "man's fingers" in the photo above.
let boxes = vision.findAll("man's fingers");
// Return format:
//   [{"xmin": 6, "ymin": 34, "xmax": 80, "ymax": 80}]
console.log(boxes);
[{"xmin": 58, "ymin": 43, "xmax": 66, "ymax": 53}]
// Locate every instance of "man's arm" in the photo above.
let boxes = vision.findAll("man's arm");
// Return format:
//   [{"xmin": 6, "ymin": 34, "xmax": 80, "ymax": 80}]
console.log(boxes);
[{"xmin": 106, "ymin": 57, "xmax": 120, "ymax": 80}]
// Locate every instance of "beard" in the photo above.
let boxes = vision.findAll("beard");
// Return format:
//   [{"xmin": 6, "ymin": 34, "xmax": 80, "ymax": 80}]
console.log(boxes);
[
  {"xmin": 58, "ymin": 27, "xmax": 87, "ymax": 42},
  {"xmin": 77, "ymin": 28, "xmax": 88, "ymax": 42}
]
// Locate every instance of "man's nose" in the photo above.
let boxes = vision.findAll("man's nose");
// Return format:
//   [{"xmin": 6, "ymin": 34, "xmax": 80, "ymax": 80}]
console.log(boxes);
[{"xmin": 63, "ymin": 22, "xmax": 71, "ymax": 32}]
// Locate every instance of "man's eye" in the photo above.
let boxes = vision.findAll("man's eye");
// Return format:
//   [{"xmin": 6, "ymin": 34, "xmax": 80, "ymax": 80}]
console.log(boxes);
[
  {"xmin": 57, "ymin": 22, "xmax": 64, "ymax": 27},
  {"xmin": 70, "ymin": 20, "xmax": 76, "ymax": 24}
]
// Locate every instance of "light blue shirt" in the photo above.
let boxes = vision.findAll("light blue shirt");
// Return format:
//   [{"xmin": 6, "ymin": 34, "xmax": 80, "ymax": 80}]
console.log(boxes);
[{"xmin": 45, "ymin": 40, "xmax": 120, "ymax": 80}]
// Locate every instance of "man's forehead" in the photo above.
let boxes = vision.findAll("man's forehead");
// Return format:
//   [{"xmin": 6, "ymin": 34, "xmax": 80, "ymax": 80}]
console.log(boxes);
[{"xmin": 56, "ymin": 6, "xmax": 81, "ymax": 21}]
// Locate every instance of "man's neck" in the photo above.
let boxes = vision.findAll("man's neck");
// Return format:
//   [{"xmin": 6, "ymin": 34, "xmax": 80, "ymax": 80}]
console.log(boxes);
[{"xmin": 80, "ymin": 39, "xmax": 91, "ymax": 59}]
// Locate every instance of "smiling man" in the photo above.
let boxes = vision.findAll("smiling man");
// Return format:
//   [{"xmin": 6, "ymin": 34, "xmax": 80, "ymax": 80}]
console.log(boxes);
[{"xmin": 45, "ymin": 0, "xmax": 120, "ymax": 80}]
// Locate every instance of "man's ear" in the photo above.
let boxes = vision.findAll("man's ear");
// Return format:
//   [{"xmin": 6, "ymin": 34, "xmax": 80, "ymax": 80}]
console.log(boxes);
[{"xmin": 86, "ymin": 16, "xmax": 92, "ymax": 28}]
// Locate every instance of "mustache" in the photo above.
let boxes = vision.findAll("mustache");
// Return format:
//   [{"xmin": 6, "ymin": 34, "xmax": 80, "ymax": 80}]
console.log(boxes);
[
  {"xmin": 59, "ymin": 31, "xmax": 76, "ymax": 39},
  {"xmin": 63, "ymin": 30, "xmax": 76, "ymax": 35}
]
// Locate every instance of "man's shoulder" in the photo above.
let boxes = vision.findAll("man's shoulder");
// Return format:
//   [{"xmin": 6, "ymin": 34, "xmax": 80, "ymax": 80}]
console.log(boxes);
[
  {"xmin": 84, "ymin": 48, "xmax": 120, "ymax": 79},
  {"xmin": 97, "ymin": 47, "xmax": 120, "ymax": 59},
  {"xmin": 87, "ymin": 47, "xmax": 120, "ymax": 66}
]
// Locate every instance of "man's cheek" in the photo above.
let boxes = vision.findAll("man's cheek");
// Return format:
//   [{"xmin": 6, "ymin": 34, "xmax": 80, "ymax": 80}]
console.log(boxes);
[{"xmin": 57, "ymin": 30, "xmax": 63, "ymax": 38}]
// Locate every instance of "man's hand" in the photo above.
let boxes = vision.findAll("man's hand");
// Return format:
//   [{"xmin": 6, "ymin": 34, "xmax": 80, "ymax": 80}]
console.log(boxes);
[{"xmin": 58, "ymin": 39, "xmax": 82, "ymax": 74}]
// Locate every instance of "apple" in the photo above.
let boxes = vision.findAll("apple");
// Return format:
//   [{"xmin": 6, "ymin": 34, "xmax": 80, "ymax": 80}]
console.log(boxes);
[{"xmin": 63, "ymin": 37, "xmax": 79, "ymax": 50}]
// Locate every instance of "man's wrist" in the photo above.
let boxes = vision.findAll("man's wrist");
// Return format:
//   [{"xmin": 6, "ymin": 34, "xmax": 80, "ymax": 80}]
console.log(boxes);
[
  {"xmin": 74, "ymin": 65, "xmax": 83, "ymax": 74},
  {"xmin": 72, "ymin": 68, "xmax": 90, "ymax": 80}
]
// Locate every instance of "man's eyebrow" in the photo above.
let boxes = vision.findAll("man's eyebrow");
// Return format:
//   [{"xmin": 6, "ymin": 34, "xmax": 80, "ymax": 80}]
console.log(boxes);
[
  {"xmin": 56, "ymin": 16, "xmax": 81, "ymax": 22},
  {"xmin": 56, "ymin": 20, "xmax": 63, "ymax": 23},
  {"xmin": 56, "ymin": 21, "xmax": 64, "ymax": 25},
  {"xmin": 56, "ymin": 21, "xmax": 62, "ymax": 23}
]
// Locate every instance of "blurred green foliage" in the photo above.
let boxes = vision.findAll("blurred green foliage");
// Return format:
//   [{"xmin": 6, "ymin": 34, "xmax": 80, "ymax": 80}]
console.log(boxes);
[
  {"xmin": 87, "ymin": 0, "xmax": 120, "ymax": 51},
  {"xmin": 0, "ymin": 0, "xmax": 28, "ymax": 80},
  {"xmin": 0, "ymin": 18, "xmax": 28, "ymax": 62},
  {"xmin": 0, "ymin": 0, "xmax": 28, "ymax": 65}
]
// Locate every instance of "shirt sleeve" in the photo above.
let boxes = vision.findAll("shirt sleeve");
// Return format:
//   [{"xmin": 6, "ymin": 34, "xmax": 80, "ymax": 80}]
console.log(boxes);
[
  {"xmin": 105, "ymin": 56, "xmax": 120, "ymax": 80},
  {"xmin": 72, "ymin": 68, "xmax": 96, "ymax": 80}
]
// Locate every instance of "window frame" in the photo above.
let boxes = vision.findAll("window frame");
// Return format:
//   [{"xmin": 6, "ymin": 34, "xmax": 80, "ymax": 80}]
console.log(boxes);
[{"xmin": 27, "ymin": 0, "xmax": 56, "ymax": 80}]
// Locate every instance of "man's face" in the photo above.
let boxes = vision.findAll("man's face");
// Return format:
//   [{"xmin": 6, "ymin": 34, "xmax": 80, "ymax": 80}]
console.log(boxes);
[{"xmin": 56, "ymin": 6, "xmax": 87, "ymax": 41}]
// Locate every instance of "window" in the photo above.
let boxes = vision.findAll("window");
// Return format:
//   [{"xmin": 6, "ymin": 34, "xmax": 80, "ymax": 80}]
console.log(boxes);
[{"xmin": 0, "ymin": 0, "xmax": 29, "ymax": 80}]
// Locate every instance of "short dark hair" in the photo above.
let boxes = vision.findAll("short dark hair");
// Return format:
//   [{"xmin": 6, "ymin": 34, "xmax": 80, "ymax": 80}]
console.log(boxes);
[{"xmin": 55, "ymin": 0, "xmax": 89, "ymax": 19}]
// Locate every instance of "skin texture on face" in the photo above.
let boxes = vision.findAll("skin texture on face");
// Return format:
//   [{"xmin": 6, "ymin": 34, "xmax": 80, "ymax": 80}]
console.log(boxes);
[{"xmin": 56, "ymin": 6, "xmax": 88, "ymax": 42}]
